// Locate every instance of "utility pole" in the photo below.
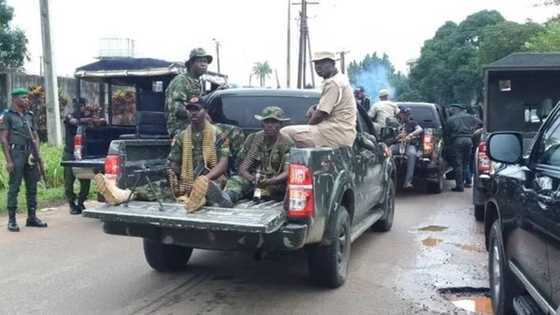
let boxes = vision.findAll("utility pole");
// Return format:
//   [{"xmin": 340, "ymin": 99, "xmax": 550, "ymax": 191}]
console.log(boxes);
[
  {"xmin": 286, "ymin": 0, "xmax": 291, "ymax": 88},
  {"xmin": 213, "ymin": 39, "xmax": 221, "ymax": 73},
  {"xmin": 307, "ymin": 33, "xmax": 315, "ymax": 88},
  {"xmin": 293, "ymin": 1, "xmax": 318, "ymax": 88},
  {"xmin": 275, "ymin": 69, "xmax": 281, "ymax": 89},
  {"xmin": 39, "ymin": 0, "xmax": 62, "ymax": 146},
  {"xmin": 337, "ymin": 50, "xmax": 350, "ymax": 74}
]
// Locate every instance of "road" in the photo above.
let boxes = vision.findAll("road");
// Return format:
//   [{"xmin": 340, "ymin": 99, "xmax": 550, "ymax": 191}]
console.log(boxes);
[{"xmin": 0, "ymin": 187, "xmax": 491, "ymax": 315}]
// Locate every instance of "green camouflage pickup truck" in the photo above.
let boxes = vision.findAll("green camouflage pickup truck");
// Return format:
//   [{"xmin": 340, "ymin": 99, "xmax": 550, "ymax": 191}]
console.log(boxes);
[{"xmin": 83, "ymin": 88, "xmax": 396, "ymax": 288}]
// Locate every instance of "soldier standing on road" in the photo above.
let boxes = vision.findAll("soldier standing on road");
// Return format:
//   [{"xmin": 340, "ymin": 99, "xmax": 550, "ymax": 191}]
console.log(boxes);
[
  {"xmin": 369, "ymin": 89, "xmax": 400, "ymax": 133},
  {"xmin": 209, "ymin": 106, "xmax": 294, "ymax": 207},
  {"xmin": 62, "ymin": 98, "xmax": 91, "ymax": 215},
  {"xmin": 0, "ymin": 88, "xmax": 48, "ymax": 232},
  {"xmin": 165, "ymin": 48, "xmax": 213, "ymax": 137},
  {"xmin": 445, "ymin": 104, "xmax": 482, "ymax": 192},
  {"xmin": 281, "ymin": 51, "xmax": 357, "ymax": 148}
]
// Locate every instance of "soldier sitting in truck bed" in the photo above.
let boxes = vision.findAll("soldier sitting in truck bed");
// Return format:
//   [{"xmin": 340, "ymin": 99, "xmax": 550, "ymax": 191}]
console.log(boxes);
[
  {"xmin": 207, "ymin": 106, "xmax": 294, "ymax": 207},
  {"xmin": 95, "ymin": 97, "xmax": 231, "ymax": 212}
]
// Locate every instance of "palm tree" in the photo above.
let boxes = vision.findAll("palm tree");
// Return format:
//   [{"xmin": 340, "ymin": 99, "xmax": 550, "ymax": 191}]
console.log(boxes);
[{"xmin": 252, "ymin": 61, "xmax": 272, "ymax": 87}]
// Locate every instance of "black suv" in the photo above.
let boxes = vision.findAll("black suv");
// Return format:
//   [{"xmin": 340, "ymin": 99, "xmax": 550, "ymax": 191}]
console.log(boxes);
[
  {"xmin": 395, "ymin": 102, "xmax": 448, "ymax": 193},
  {"xmin": 485, "ymin": 104, "xmax": 560, "ymax": 315}
]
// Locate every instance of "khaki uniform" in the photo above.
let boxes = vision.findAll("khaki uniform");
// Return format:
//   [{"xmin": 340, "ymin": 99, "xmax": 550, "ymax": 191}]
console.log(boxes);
[
  {"xmin": 281, "ymin": 72, "xmax": 357, "ymax": 147},
  {"xmin": 369, "ymin": 100, "xmax": 400, "ymax": 129}
]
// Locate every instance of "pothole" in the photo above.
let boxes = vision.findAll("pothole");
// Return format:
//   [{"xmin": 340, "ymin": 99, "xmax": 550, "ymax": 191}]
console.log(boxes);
[
  {"xmin": 421, "ymin": 237, "xmax": 443, "ymax": 248},
  {"xmin": 418, "ymin": 225, "xmax": 448, "ymax": 232},
  {"xmin": 439, "ymin": 287, "xmax": 492, "ymax": 314}
]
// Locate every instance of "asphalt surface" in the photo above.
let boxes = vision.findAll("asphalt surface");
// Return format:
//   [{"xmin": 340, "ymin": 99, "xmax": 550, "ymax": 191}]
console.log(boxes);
[{"xmin": 0, "ymin": 184, "xmax": 490, "ymax": 315}]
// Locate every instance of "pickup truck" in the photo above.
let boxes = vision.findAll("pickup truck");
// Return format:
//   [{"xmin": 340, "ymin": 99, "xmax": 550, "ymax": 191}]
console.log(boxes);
[
  {"xmin": 62, "ymin": 57, "xmax": 227, "ymax": 180},
  {"xmin": 83, "ymin": 88, "xmax": 396, "ymax": 288},
  {"xmin": 473, "ymin": 53, "xmax": 560, "ymax": 222}
]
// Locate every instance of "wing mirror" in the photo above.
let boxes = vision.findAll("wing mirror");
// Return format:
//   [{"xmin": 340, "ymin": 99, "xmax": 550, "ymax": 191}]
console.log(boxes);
[{"xmin": 487, "ymin": 132, "xmax": 523, "ymax": 164}]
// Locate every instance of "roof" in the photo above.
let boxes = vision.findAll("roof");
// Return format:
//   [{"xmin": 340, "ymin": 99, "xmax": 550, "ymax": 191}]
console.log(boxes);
[
  {"xmin": 74, "ymin": 57, "xmax": 182, "ymax": 79},
  {"xmin": 397, "ymin": 102, "xmax": 438, "ymax": 108},
  {"xmin": 485, "ymin": 53, "xmax": 560, "ymax": 71},
  {"xmin": 206, "ymin": 88, "xmax": 321, "ymax": 101}
]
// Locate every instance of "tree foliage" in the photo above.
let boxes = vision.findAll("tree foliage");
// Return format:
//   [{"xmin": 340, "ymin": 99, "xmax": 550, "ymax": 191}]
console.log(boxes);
[
  {"xmin": 251, "ymin": 61, "xmax": 272, "ymax": 87},
  {"xmin": 0, "ymin": 0, "xmax": 28, "ymax": 70},
  {"xmin": 526, "ymin": 21, "xmax": 560, "ymax": 52},
  {"xmin": 347, "ymin": 52, "xmax": 406, "ymax": 100}
]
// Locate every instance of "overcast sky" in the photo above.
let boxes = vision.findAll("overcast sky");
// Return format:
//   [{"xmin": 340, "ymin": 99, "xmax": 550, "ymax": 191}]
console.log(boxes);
[{"xmin": 7, "ymin": 0, "xmax": 557, "ymax": 86}]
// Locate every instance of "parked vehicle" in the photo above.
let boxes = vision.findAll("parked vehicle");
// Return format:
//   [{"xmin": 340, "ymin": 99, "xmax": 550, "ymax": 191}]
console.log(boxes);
[
  {"xmin": 394, "ymin": 102, "xmax": 447, "ymax": 193},
  {"xmin": 474, "ymin": 53, "xmax": 560, "ymax": 222},
  {"xmin": 61, "ymin": 57, "xmax": 226, "ymax": 180},
  {"xmin": 485, "ymin": 101, "xmax": 560, "ymax": 314},
  {"xmin": 83, "ymin": 88, "xmax": 397, "ymax": 288}
]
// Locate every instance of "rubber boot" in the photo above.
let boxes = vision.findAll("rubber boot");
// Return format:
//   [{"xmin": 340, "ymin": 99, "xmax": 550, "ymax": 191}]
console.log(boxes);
[
  {"xmin": 94, "ymin": 174, "xmax": 133, "ymax": 205},
  {"xmin": 26, "ymin": 208, "xmax": 48, "ymax": 228},
  {"xmin": 7, "ymin": 208, "xmax": 20, "ymax": 232},
  {"xmin": 69, "ymin": 200, "xmax": 81, "ymax": 215}
]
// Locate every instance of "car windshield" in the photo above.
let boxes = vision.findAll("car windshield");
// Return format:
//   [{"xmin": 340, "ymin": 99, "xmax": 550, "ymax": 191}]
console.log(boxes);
[
  {"xmin": 402, "ymin": 105, "xmax": 441, "ymax": 129},
  {"xmin": 215, "ymin": 95, "xmax": 320, "ymax": 129}
]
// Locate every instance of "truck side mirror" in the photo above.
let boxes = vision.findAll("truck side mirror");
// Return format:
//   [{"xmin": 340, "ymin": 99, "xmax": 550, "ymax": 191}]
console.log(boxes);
[{"xmin": 487, "ymin": 132, "xmax": 523, "ymax": 164}]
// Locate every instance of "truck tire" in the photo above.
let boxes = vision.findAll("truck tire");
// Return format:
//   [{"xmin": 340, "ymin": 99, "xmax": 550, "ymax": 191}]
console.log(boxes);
[
  {"xmin": 427, "ymin": 172, "xmax": 444, "ymax": 194},
  {"xmin": 143, "ymin": 239, "xmax": 193, "ymax": 272},
  {"xmin": 474, "ymin": 204, "xmax": 485, "ymax": 222},
  {"xmin": 372, "ymin": 178, "xmax": 395, "ymax": 232},
  {"xmin": 488, "ymin": 220, "xmax": 521, "ymax": 315},
  {"xmin": 307, "ymin": 206, "xmax": 351, "ymax": 288}
]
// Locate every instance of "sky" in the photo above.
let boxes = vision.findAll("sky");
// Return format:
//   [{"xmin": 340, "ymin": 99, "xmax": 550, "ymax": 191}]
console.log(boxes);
[{"xmin": 6, "ymin": 0, "xmax": 558, "ymax": 87}]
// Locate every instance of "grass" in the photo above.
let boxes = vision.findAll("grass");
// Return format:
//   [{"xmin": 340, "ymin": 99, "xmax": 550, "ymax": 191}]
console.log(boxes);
[{"xmin": 0, "ymin": 144, "xmax": 97, "ymax": 215}]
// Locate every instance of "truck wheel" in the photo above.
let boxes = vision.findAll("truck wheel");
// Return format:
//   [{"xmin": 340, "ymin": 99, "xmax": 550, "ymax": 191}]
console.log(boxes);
[
  {"xmin": 474, "ymin": 204, "xmax": 485, "ymax": 222},
  {"xmin": 372, "ymin": 178, "xmax": 395, "ymax": 232},
  {"xmin": 143, "ymin": 239, "xmax": 193, "ymax": 272},
  {"xmin": 489, "ymin": 220, "xmax": 521, "ymax": 315},
  {"xmin": 427, "ymin": 175, "xmax": 444, "ymax": 194},
  {"xmin": 307, "ymin": 206, "xmax": 351, "ymax": 288}
]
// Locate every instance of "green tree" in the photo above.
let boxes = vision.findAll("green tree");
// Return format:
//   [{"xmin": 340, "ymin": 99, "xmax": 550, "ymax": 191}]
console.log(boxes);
[
  {"xmin": 251, "ymin": 61, "xmax": 272, "ymax": 87},
  {"xmin": 347, "ymin": 52, "xmax": 406, "ymax": 99},
  {"xmin": 0, "ymin": 0, "xmax": 28, "ymax": 70},
  {"xmin": 479, "ymin": 21, "xmax": 543, "ymax": 65},
  {"xmin": 526, "ymin": 21, "xmax": 560, "ymax": 52}
]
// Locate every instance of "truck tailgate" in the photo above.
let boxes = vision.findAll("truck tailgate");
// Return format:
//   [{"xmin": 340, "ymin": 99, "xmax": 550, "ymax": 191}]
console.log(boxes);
[
  {"xmin": 60, "ymin": 158, "xmax": 105, "ymax": 168},
  {"xmin": 83, "ymin": 201, "xmax": 286, "ymax": 234}
]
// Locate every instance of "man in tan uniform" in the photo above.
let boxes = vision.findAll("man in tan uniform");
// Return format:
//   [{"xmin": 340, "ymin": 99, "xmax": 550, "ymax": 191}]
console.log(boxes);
[
  {"xmin": 369, "ymin": 88, "xmax": 400, "ymax": 133},
  {"xmin": 281, "ymin": 51, "xmax": 357, "ymax": 148}
]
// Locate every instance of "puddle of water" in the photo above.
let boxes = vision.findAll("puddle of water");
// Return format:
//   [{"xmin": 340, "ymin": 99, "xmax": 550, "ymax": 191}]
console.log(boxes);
[
  {"xmin": 422, "ymin": 237, "xmax": 443, "ymax": 248},
  {"xmin": 451, "ymin": 296, "xmax": 493, "ymax": 314},
  {"xmin": 418, "ymin": 225, "xmax": 448, "ymax": 232}
]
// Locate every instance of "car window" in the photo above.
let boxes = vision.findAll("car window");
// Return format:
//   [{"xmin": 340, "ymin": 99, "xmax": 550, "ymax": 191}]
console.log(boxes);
[
  {"xmin": 403, "ymin": 105, "xmax": 441, "ymax": 129},
  {"xmin": 535, "ymin": 115, "xmax": 560, "ymax": 167},
  {"xmin": 214, "ymin": 95, "xmax": 319, "ymax": 129}
]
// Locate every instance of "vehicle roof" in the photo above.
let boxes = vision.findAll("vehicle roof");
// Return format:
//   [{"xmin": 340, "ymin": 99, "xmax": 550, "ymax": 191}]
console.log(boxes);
[
  {"xmin": 484, "ymin": 53, "xmax": 560, "ymax": 71},
  {"xmin": 75, "ymin": 57, "xmax": 182, "ymax": 79},
  {"xmin": 208, "ymin": 88, "xmax": 321, "ymax": 99},
  {"xmin": 397, "ymin": 102, "xmax": 438, "ymax": 108}
]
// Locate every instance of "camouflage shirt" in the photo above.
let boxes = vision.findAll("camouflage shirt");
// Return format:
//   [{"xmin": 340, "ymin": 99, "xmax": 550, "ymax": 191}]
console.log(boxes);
[
  {"xmin": 0, "ymin": 108, "xmax": 37, "ymax": 146},
  {"xmin": 240, "ymin": 131, "xmax": 294, "ymax": 177},
  {"xmin": 168, "ymin": 124, "xmax": 230, "ymax": 173},
  {"xmin": 164, "ymin": 72, "xmax": 202, "ymax": 136},
  {"xmin": 215, "ymin": 123, "xmax": 246, "ymax": 172}
]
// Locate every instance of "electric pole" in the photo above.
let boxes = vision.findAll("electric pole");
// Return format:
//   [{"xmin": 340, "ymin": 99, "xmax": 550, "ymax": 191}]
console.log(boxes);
[
  {"xmin": 337, "ymin": 50, "xmax": 350, "ymax": 74},
  {"xmin": 286, "ymin": 0, "xmax": 291, "ymax": 88},
  {"xmin": 39, "ymin": 0, "xmax": 62, "ymax": 146},
  {"xmin": 293, "ymin": 1, "xmax": 318, "ymax": 89},
  {"xmin": 213, "ymin": 39, "xmax": 221, "ymax": 73}
]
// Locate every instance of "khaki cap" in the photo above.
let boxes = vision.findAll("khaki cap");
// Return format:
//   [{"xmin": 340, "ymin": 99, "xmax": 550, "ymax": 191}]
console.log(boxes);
[{"xmin": 312, "ymin": 51, "xmax": 336, "ymax": 62}]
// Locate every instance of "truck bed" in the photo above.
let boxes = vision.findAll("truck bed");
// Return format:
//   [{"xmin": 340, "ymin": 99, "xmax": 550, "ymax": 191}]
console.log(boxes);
[{"xmin": 83, "ymin": 200, "xmax": 286, "ymax": 234}]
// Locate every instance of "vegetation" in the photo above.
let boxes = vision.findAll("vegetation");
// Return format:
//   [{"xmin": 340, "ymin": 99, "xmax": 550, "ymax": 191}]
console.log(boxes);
[
  {"xmin": 252, "ymin": 61, "xmax": 272, "ymax": 87},
  {"xmin": 347, "ymin": 53, "xmax": 408, "ymax": 100},
  {"xmin": 0, "ymin": 0, "xmax": 28, "ymax": 70},
  {"xmin": 526, "ymin": 21, "xmax": 560, "ymax": 52}
]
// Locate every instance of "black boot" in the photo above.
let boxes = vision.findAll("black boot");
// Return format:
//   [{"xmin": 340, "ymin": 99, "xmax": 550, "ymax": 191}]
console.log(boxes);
[
  {"xmin": 77, "ymin": 199, "xmax": 87, "ymax": 212},
  {"xmin": 69, "ymin": 200, "xmax": 81, "ymax": 215},
  {"xmin": 7, "ymin": 208, "xmax": 20, "ymax": 232},
  {"xmin": 26, "ymin": 208, "xmax": 48, "ymax": 228}
]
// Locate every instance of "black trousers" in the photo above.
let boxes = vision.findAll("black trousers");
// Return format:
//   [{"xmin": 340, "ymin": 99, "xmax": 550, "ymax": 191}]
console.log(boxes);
[
  {"xmin": 62, "ymin": 151, "xmax": 91, "ymax": 204},
  {"xmin": 450, "ymin": 137, "xmax": 473, "ymax": 190}
]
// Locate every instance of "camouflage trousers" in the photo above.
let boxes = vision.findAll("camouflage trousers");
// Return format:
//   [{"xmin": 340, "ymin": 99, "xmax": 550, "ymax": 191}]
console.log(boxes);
[
  {"xmin": 133, "ymin": 178, "xmax": 175, "ymax": 202},
  {"xmin": 224, "ymin": 175, "xmax": 286, "ymax": 201}
]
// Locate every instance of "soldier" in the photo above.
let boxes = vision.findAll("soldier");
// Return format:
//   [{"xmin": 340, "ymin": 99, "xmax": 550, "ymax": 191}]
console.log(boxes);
[
  {"xmin": 369, "ymin": 89, "xmax": 400, "ymax": 133},
  {"xmin": 392, "ymin": 107, "xmax": 423, "ymax": 189},
  {"xmin": 62, "ymin": 98, "xmax": 91, "ymax": 215},
  {"xmin": 165, "ymin": 48, "xmax": 213, "ymax": 136},
  {"xmin": 209, "ymin": 106, "xmax": 293, "ymax": 207},
  {"xmin": 281, "ymin": 51, "xmax": 357, "ymax": 148},
  {"xmin": 445, "ymin": 104, "xmax": 482, "ymax": 192},
  {"xmin": 0, "ymin": 88, "xmax": 48, "ymax": 232},
  {"xmin": 354, "ymin": 87, "xmax": 371, "ymax": 112}
]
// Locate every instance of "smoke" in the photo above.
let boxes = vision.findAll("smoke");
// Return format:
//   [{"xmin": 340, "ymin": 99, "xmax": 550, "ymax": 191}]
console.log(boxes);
[{"xmin": 351, "ymin": 63, "xmax": 395, "ymax": 100}]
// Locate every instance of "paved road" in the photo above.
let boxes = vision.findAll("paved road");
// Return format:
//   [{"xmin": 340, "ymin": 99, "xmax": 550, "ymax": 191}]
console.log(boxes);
[{"xmin": 0, "ymin": 186, "xmax": 489, "ymax": 315}]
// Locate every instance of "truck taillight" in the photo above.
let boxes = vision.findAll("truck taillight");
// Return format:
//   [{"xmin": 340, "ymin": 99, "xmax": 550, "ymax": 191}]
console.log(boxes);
[
  {"xmin": 287, "ymin": 164, "xmax": 314, "ymax": 218},
  {"xmin": 74, "ymin": 134, "xmax": 82, "ymax": 160},
  {"xmin": 478, "ymin": 141, "xmax": 491, "ymax": 174},
  {"xmin": 104, "ymin": 155, "xmax": 121, "ymax": 178},
  {"xmin": 423, "ymin": 129, "xmax": 434, "ymax": 155}
]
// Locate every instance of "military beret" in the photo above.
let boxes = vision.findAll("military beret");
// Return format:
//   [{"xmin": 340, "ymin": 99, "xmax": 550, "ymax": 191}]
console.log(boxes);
[{"xmin": 11, "ymin": 88, "xmax": 29, "ymax": 97}]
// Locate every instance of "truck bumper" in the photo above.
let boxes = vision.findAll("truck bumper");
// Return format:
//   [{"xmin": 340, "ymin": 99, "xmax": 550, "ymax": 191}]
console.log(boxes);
[
  {"xmin": 102, "ymin": 221, "xmax": 309, "ymax": 251},
  {"xmin": 415, "ymin": 159, "xmax": 441, "ymax": 183}
]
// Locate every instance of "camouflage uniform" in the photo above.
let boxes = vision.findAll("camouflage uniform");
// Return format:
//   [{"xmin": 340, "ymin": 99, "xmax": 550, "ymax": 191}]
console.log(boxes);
[{"xmin": 215, "ymin": 123, "xmax": 246, "ymax": 174}]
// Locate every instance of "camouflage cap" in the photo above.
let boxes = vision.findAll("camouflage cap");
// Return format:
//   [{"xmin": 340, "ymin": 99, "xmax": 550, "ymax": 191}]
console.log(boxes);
[
  {"xmin": 449, "ymin": 103, "xmax": 467, "ymax": 110},
  {"xmin": 186, "ymin": 48, "xmax": 213, "ymax": 65},
  {"xmin": 11, "ymin": 88, "xmax": 29, "ymax": 97},
  {"xmin": 254, "ymin": 106, "xmax": 290, "ymax": 122}
]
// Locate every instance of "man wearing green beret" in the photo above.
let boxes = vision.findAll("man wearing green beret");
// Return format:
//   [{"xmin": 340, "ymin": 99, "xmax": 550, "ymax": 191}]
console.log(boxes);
[
  {"xmin": 0, "ymin": 88, "xmax": 47, "ymax": 232},
  {"xmin": 445, "ymin": 103, "xmax": 482, "ymax": 192},
  {"xmin": 208, "ymin": 106, "xmax": 294, "ymax": 207},
  {"xmin": 164, "ymin": 48, "xmax": 213, "ymax": 137}
]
